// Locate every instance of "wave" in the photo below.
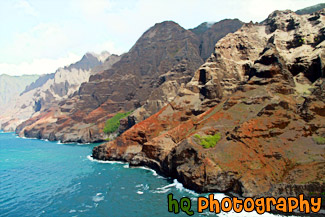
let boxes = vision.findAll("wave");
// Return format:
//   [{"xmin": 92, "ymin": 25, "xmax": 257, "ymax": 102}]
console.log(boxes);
[
  {"xmin": 131, "ymin": 166, "xmax": 158, "ymax": 176},
  {"xmin": 16, "ymin": 135, "xmax": 52, "ymax": 143},
  {"xmin": 87, "ymin": 155, "xmax": 128, "ymax": 165},
  {"xmin": 92, "ymin": 193, "xmax": 104, "ymax": 202},
  {"xmin": 16, "ymin": 135, "xmax": 38, "ymax": 140},
  {"xmin": 76, "ymin": 142, "xmax": 91, "ymax": 145},
  {"xmin": 151, "ymin": 179, "xmax": 199, "ymax": 196},
  {"xmin": 172, "ymin": 179, "xmax": 199, "ymax": 196},
  {"xmin": 151, "ymin": 188, "xmax": 170, "ymax": 194},
  {"xmin": 86, "ymin": 156, "xmax": 290, "ymax": 217},
  {"xmin": 87, "ymin": 156, "xmax": 199, "ymax": 196},
  {"xmin": 15, "ymin": 135, "xmax": 92, "ymax": 145},
  {"xmin": 0, "ymin": 130, "xmax": 14, "ymax": 133},
  {"xmin": 86, "ymin": 155, "xmax": 163, "ymax": 180}
]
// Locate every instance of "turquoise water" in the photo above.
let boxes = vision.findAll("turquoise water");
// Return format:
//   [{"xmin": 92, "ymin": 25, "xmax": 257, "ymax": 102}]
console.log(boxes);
[{"xmin": 0, "ymin": 132, "xmax": 283, "ymax": 217}]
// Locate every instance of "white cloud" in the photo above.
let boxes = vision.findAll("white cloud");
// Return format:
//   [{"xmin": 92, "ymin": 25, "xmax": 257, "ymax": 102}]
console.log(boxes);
[
  {"xmin": 78, "ymin": 0, "xmax": 113, "ymax": 18},
  {"xmin": 3, "ymin": 23, "xmax": 70, "ymax": 63},
  {"xmin": 15, "ymin": 0, "xmax": 38, "ymax": 16},
  {"xmin": 0, "ymin": 53, "xmax": 81, "ymax": 76},
  {"xmin": 93, "ymin": 41, "xmax": 125, "ymax": 55},
  {"xmin": 0, "ymin": 20, "xmax": 123, "ymax": 75},
  {"xmin": 2, "ymin": 0, "xmax": 324, "ymax": 76}
]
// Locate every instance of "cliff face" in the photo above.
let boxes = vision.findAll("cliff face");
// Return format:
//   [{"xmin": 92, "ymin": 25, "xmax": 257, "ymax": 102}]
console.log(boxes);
[
  {"xmin": 0, "ymin": 52, "xmax": 118, "ymax": 132},
  {"xmin": 93, "ymin": 9, "xmax": 325, "ymax": 201},
  {"xmin": 124, "ymin": 19, "xmax": 244, "ymax": 134},
  {"xmin": 16, "ymin": 20, "xmax": 243, "ymax": 143},
  {"xmin": 190, "ymin": 19, "xmax": 244, "ymax": 60}
]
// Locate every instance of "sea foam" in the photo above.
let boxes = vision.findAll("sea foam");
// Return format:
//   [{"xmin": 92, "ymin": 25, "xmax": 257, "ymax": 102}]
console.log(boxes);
[{"xmin": 87, "ymin": 155, "xmax": 128, "ymax": 165}]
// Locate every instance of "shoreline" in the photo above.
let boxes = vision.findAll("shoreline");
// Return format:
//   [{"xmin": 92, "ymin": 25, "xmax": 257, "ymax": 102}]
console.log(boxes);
[
  {"xmin": 2, "ymin": 131, "xmax": 323, "ymax": 216},
  {"xmin": 95, "ymin": 156, "xmax": 325, "ymax": 217},
  {"xmin": 86, "ymin": 155, "xmax": 296, "ymax": 217}
]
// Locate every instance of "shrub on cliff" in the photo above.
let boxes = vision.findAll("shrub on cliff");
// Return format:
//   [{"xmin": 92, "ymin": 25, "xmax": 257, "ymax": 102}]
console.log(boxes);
[
  {"xmin": 194, "ymin": 133, "xmax": 221, "ymax": 148},
  {"xmin": 103, "ymin": 111, "xmax": 132, "ymax": 134},
  {"xmin": 313, "ymin": 136, "xmax": 325, "ymax": 144}
]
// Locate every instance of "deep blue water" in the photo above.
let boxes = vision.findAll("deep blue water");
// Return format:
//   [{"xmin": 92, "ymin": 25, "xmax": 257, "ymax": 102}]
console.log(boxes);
[{"xmin": 0, "ymin": 132, "xmax": 284, "ymax": 217}]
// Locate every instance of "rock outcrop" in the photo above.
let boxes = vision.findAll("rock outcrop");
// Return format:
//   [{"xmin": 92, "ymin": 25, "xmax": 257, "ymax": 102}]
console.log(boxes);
[
  {"xmin": 93, "ymin": 9, "xmax": 325, "ymax": 209},
  {"xmin": 16, "ymin": 20, "xmax": 243, "ymax": 143}
]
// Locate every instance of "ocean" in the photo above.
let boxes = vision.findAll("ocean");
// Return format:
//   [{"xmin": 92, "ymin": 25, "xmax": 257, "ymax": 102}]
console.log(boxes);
[{"xmin": 0, "ymin": 131, "xmax": 287, "ymax": 217}]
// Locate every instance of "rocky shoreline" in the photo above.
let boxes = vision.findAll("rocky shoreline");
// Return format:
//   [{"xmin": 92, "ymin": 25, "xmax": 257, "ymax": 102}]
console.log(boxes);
[{"xmin": 92, "ymin": 149, "xmax": 325, "ymax": 216}]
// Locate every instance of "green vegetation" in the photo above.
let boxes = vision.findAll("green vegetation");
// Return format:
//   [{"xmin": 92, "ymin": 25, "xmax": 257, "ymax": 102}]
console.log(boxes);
[
  {"xmin": 103, "ymin": 111, "xmax": 132, "ymax": 134},
  {"xmin": 313, "ymin": 136, "xmax": 325, "ymax": 144},
  {"xmin": 194, "ymin": 133, "xmax": 221, "ymax": 148},
  {"xmin": 294, "ymin": 77, "xmax": 312, "ymax": 96}
]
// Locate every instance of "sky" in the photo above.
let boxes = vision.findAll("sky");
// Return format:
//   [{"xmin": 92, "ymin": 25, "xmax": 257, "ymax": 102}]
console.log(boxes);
[{"xmin": 0, "ymin": 0, "xmax": 323, "ymax": 76}]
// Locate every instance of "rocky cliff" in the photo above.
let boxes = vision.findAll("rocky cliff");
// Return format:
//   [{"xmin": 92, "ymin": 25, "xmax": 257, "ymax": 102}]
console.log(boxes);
[
  {"xmin": 124, "ymin": 19, "xmax": 243, "ymax": 137},
  {"xmin": 190, "ymin": 19, "xmax": 244, "ymax": 60},
  {"xmin": 16, "ymin": 20, "xmax": 242, "ymax": 143},
  {"xmin": 93, "ymin": 9, "xmax": 325, "ymax": 207},
  {"xmin": 0, "ymin": 52, "xmax": 119, "ymax": 132}
]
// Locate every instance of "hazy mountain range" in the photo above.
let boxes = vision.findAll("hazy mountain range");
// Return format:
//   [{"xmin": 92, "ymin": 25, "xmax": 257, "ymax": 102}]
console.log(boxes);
[
  {"xmin": 0, "ymin": 74, "xmax": 39, "ymax": 110},
  {"xmin": 0, "ymin": 51, "xmax": 120, "ymax": 131}
]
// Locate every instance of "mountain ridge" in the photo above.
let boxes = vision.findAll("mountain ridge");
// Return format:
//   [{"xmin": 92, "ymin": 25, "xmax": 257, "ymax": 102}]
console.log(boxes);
[{"xmin": 15, "ymin": 19, "xmax": 243, "ymax": 143}]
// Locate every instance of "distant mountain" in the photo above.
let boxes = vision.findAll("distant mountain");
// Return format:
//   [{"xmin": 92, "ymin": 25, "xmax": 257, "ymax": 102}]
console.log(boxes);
[
  {"xmin": 295, "ymin": 3, "xmax": 325, "ymax": 15},
  {"xmin": 21, "ymin": 73, "xmax": 55, "ymax": 95},
  {"xmin": 64, "ymin": 51, "xmax": 109, "ymax": 71},
  {"xmin": 0, "ymin": 74, "xmax": 39, "ymax": 111},
  {"xmin": 22, "ymin": 52, "xmax": 111, "ymax": 96},
  {"xmin": 0, "ymin": 51, "xmax": 120, "ymax": 132}
]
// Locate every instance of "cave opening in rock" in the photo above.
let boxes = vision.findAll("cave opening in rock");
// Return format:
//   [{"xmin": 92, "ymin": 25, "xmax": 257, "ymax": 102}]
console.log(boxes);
[{"xmin": 199, "ymin": 69, "xmax": 207, "ymax": 85}]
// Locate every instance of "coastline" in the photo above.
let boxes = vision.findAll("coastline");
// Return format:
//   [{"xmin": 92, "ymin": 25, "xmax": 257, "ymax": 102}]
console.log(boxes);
[
  {"xmin": 3, "ymin": 125, "xmax": 324, "ymax": 216},
  {"xmin": 1, "ymin": 130, "xmax": 322, "ymax": 216},
  {"xmin": 87, "ymin": 155, "xmax": 297, "ymax": 217},
  {"xmin": 92, "ymin": 143, "xmax": 325, "ymax": 217}
]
